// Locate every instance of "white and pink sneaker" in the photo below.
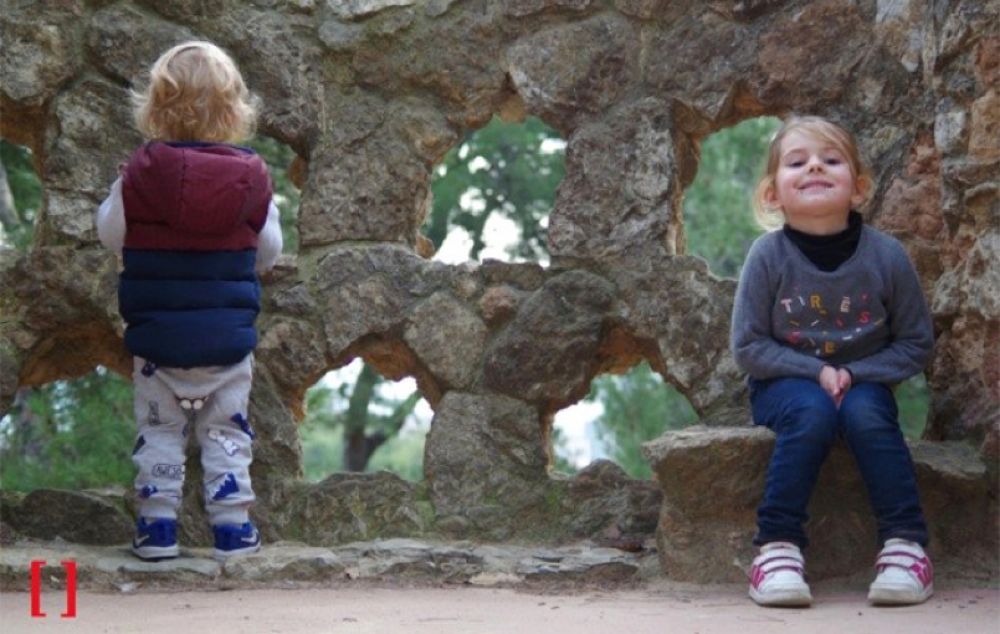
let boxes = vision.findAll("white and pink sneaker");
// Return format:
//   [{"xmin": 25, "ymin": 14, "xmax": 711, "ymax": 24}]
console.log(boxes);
[
  {"xmin": 749, "ymin": 541, "xmax": 812, "ymax": 607},
  {"xmin": 868, "ymin": 538, "xmax": 934, "ymax": 605}
]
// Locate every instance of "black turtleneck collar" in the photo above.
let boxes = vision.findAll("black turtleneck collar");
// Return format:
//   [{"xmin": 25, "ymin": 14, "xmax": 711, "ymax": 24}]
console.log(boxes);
[{"xmin": 782, "ymin": 210, "xmax": 863, "ymax": 272}]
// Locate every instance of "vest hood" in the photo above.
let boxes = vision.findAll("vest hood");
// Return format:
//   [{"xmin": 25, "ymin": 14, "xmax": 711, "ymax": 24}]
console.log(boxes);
[{"xmin": 123, "ymin": 142, "xmax": 270, "ymax": 237}]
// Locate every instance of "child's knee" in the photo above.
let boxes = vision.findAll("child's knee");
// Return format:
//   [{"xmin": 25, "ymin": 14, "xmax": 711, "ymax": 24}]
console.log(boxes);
[
  {"xmin": 782, "ymin": 389, "xmax": 838, "ymax": 438},
  {"xmin": 840, "ymin": 383, "xmax": 898, "ymax": 435}
]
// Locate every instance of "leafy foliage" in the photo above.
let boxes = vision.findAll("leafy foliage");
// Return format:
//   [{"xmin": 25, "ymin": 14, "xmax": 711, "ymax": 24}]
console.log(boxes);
[
  {"xmin": 586, "ymin": 362, "xmax": 698, "ymax": 479},
  {"xmin": 682, "ymin": 117, "xmax": 779, "ymax": 278},
  {"xmin": 299, "ymin": 420, "xmax": 426, "ymax": 483},
  {"xmin": 897, "ymin": 374, "xmax": 930, "ymax": 440},
  {"xmin": 424, "ymin": 116, "xmax": 564, "ymax": 261},
  {"xmin": 548, "ymin": 425, "xmax": 580, "ymax": 475},
  {"xmin": 0, "ymin": 369, "xmax": 134, "ymax": 491},
  {"xmin": 0, "ymin": 140, "xmax": 42, "ymax": 251},
  {"xmin": 300, "ymin": 362, "xmax": 428, "ymax": 481},
  {"xmin": 247, "ymin": 136, "xmax": 301, "ymax": 253}
]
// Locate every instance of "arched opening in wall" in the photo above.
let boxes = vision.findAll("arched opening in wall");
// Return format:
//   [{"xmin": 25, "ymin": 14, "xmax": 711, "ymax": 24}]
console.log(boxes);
[
  {"xmin": 0, "ymin": 140, "xmax": 42, "ymax": 251},
  {"xmin": 552, "ymin": 361, "xmax": 697, "ymax": 479},
  {"xmin": 682, "ymin": 116, "xmax": 781, "ymax": 278},
  {"xmin": 247, "ymin": 136, "xmax": 302, "ymax": 254},
  {"xmin": 422, "ymin": 115, "xmax": 565, "ymax": 266},
  {"xmin": 300, "ymin": 358, "xmax": 433, "ymax": 482},
  {"xmin": 0, "ymin": 367, "xmax": 133, "ymax": 491}
]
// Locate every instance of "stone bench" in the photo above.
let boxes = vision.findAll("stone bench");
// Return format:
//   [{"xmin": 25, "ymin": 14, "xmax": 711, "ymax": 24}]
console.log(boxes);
[{"xmin": 643, "ymin": 425, "xmax": 997, "ymax": 582}]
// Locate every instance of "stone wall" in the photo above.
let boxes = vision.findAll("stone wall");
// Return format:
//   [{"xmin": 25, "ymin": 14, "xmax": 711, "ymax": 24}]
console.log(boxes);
[{"xmin": 1, "ymin": 0, "xmax": 997, "ymax": 573}]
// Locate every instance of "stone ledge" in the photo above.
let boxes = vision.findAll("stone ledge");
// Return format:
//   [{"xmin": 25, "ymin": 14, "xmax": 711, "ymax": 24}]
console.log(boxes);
[
  {"xmin": 643, "ymin": 426, "xmax": 998, "ymax": 583},
  {"xmin": 0, "ymin": 538, "xmax": 650, "ymax": 592}
]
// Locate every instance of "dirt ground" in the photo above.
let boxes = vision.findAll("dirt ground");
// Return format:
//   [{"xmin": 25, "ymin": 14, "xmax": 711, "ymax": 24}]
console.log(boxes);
[{"xmin": 1, "ymin": 582, "xmax": 997, "ymax": 634}]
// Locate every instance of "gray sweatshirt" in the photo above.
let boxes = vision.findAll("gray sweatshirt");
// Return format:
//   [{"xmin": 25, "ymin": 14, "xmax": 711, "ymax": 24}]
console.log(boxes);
[{"xmin": 730, "ymin": 225, "xmax": 933, "ymax": 384}]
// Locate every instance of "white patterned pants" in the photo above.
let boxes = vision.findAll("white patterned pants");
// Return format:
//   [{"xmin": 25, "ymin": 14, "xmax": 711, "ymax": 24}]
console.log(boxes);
[{"xmin": 131, "ymin": 354, "xmax": 256, "ymax": 526}]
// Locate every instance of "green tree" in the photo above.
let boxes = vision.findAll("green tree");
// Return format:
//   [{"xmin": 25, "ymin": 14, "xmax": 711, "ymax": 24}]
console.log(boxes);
[
  {"xmin": 548, "ymin": 425, "xmax": 579, "ymax": 474},
  {"xmin": 896, "ymin": 373, "xmax": 930, "ymax": 439},
  {"xmin": 586, "ymin": 362, "xmax": 697, "ymax": 479},
  {"xmin": 247, "ymin": 136, "xmax": 300, "ymax": 253},
  {"xmin": 0, "ymin": 368, "xmax": 134, "ymax": 490},
  {"xmin": 683, "ymin": 116, "xmax": 779, "ymax": 278},
  {"xmin": 339, "ymin": 364, "xmax": 421, "ymax": 472},
  {"xmin": 299, "ymin": 363, "xmax": 427, "ymax": 481},
  {"xmin": 0, "ymin": 140, "xmax": 42, "ymax": 251},
  {"xmin": 424, "ymin": 115, "xmax": 565, "ymax": 260}
]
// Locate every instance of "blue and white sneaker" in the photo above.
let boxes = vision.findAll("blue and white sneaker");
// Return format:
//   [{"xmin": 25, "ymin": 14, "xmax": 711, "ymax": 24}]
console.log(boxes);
[
  {"xmin": 131, "ymin": 517, "xmax": 179, "ymax": 561},
  {"xmin": 213, "ymin": 521, "xmax": 261, "ymax": 560}
]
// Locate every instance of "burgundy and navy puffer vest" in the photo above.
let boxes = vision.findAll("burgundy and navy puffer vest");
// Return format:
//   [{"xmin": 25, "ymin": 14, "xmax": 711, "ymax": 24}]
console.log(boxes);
[{"xmin": 119, "ymin": 141, "xmax": 272, "ymax": 368}]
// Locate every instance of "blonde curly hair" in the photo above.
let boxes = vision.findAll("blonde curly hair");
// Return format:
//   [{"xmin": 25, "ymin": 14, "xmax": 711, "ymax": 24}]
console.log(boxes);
[
  {"xmin": 132, "ymin": 41, "xmax": 257, "ymax": 143},
  {"xmin": 753, "ymin": 115, "xmax": 873, "ymax": 229}
]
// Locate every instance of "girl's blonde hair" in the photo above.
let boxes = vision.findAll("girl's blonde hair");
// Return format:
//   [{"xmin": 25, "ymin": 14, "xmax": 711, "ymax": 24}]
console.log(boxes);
[
  {"xmin": 132, "ymin": 41, "xmax": 257, "ymax": 142},
  {"xmin": 753, "ymin": 115, "xmax": 873, "ymax": 229}
]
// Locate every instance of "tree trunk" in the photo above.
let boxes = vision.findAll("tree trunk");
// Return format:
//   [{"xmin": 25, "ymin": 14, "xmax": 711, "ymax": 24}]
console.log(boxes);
[
  {"xmin": 342, "ymin": 365, "xmax": 423, "ymax": 472},
  {"xmin": 343, "ymin": 364, "xmax": 379, "ymax": 471}
]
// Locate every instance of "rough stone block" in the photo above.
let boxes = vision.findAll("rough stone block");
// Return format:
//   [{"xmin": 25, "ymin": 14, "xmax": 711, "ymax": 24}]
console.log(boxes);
[
  {"xmin": 3, "ymin": 489, "xmax": 132, "ymax": 546},
  {"xmin": 644, "ymin": 426, "xmax": 998, "ymax": 582}
]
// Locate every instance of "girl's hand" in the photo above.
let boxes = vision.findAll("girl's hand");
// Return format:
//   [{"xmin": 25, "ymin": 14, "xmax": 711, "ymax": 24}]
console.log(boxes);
[
  {"xmin": 836, "ymin": 368, "xmax": 852, "ymax": 396},
  {"xmin": 819, "ymin": 365, "xmax": 845, "ymax": 408}
]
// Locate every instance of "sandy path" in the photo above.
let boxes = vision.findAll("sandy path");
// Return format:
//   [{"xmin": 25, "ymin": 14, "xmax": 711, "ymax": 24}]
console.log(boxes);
[{"xmin": 1, "ymin": 584, "xmax": 996, "ymax": 633}]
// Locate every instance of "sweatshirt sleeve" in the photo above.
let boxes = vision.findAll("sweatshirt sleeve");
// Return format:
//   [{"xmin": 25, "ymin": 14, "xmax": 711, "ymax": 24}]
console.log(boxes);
[
  {"xmin": 95, "ymin": 176, "xmax": 125, "ymax": 254},
  {"xmin": 254, "ymin": 200, "xmax": 283, "ymax": 273},
  {"xmin": 843, "ymin": 242, "xmax": 934, "ymax": 383},
  {"xmin": 731, "ymin": 236, "xmax": 827, "ymax": 381}
]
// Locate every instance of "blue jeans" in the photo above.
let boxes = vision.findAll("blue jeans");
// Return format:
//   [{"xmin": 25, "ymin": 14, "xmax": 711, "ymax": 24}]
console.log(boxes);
[{"xmin": 750, "ymin": 377, "xmax": 928, "ymax": 549}]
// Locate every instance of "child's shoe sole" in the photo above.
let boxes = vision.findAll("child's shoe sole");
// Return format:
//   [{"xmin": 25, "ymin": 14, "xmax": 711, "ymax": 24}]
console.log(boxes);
[
  {"xmin": 213, "ymin": 542, "xmax": 261, "ymax": 561},
  {"xmin": 749, "ymin": 585, "xmax": 812, "ymax": 607},
  {"xmin": 868, "ymin": 581, "xmax": 933, "ymax": 605},
  {"xmin": 131, "ymin": 544, "xmax": 180, "ymax": 561}
]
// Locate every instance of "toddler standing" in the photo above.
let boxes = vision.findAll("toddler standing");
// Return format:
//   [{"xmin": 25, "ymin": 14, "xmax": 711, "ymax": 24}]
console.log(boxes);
[{"xmin": 96, "ymin": 41, "xmax": 282, "ymax": 560}]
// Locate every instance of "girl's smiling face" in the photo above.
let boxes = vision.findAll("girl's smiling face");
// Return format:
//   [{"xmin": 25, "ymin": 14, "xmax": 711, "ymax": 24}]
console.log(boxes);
[{"xmin": 766, "ymin": 130, "xmax": 866, "ymax": 227}]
